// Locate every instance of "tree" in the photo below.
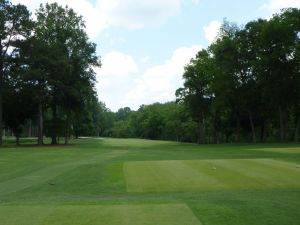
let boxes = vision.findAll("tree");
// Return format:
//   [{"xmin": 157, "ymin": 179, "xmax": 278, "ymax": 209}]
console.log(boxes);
[
  {"xmin": 251, "ymin": 9, "xmax": 300, "ymax": 142},
  {"xmin": 276, "ymin": 8, "xmax": 300, "ymax": 142},
  {"xmin": 34, "ymin": 3, "xmax": 99, "ymax": 144},
  {"xmin": 116, "ymin": 107, "xmax": 132, "ymax": 121},
  {"xmin": 0, "ymin": 0, "xmax": 31, "ymax": 145},
  {"xmin": 210, "ymin": 21, "xmax": 245, "ymax": 142},
  {"xmin": 20, "ymin": 37, "xmax": 52, "ymax": 145},
  {"xmin": 176, "ymin": 50, "xmax": 214, "ymax": 143},
  {"xmin": 3, "ymin": 77, "xmax": 36, "ymax": 145}
]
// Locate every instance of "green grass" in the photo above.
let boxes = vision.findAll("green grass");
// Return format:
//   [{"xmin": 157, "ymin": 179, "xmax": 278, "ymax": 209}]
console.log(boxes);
[
  {"xmin": 251, "ymin": 147, "xmax": 300, "ymax": 154},
  {"xmin": 0, "ymin": 204, "xmax": 201, "ymax": 225},
  {"xmin": 124, "ymin": 159, "xmax": 300, "ymax": 192},
  {"xmin": 0, "ymin": 137, "xmax": 300, "ymax": 225}
]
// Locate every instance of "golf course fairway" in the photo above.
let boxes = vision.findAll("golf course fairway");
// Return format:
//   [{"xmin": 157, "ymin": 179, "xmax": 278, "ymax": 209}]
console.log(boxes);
[{"xmin": 0, "ymin": 138, "xmax": 300, "ymax": 225}]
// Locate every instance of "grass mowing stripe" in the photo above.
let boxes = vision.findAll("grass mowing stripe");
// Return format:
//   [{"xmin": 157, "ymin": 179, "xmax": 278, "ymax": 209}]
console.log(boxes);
[
  {"xmin": 252, "ymin": 147, "xmax": 300, "ymax": 154},
  {"xmin": 124, "ymin": 159, "xmax": 300, "ymax": 192},
  {"xmin": 0, "ymin": 204, "xmax": 202, "ymax": 225},
  {"xmin": 213, "ymin": 159, "xmax": 300, "ymax": 188},
  {"xmin": 125, "ymin": 161, "xmax": 223, "ymax": 192},
  {"xmin": 0, "ymin": 151, "xmax": 126, "ymax": 196}
]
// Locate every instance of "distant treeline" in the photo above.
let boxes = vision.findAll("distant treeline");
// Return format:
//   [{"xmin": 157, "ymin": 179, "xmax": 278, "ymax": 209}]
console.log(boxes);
[
  {"xmin": 97, "ymin": 9, "xmax": 300, "ymax": 143},
  {"xmin": 101, "ymin": 104, "xmax": 199, "ymax": 143}
]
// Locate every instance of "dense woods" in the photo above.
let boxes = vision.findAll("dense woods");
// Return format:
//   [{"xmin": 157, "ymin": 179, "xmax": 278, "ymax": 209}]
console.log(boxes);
[
  {"xmin": 1, "ymin": 1, "xmax": 300, "ymax": 144},
  {"xmin": 176, "ymin": 8, "xmax": 300, "ymax": 144}
]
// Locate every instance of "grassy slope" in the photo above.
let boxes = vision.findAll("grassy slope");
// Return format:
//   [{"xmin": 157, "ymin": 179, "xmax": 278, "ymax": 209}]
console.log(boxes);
[{"xmin": 0, "ymin": 138, "xmax": 300, "ymax": 225}]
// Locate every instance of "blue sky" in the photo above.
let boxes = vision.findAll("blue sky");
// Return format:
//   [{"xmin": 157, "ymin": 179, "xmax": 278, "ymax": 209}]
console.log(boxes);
[{"xmin": 13, "ymin": 0, "xmax": 300, "ymax": 111}]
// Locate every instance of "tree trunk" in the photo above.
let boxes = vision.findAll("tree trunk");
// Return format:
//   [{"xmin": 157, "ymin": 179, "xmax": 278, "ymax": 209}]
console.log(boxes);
[
  {"xmin": 236, "ymin": 116, "xmax": 240, "ymax": 142},
  {"xmin": 65, "ymin": 114, "xmax": 71, "ymax": 145},
  {"xmin": 279, "ymin": 107, "xmax": 288, "ymax": 142},
  {"xmin": 294, "ymin": 117, "xmax": 300, "ymax": 142},
  {"xmin": 197, "ymin": 112, "xmax": 205, "ymax": 144},
  {"xmin": 248, "ymin": 111, "xmax": 256, "ymax": 143},
  {"xmin": 16, "ymin": 134, "xmax": 20, "ymax": 146},
  {"xmin": 0, "ymin": 43, "xmax": 3, "ymax": 145},
  {"xmin": 0, "ymin": 90, "xmax": 2, "ymax": 145},
  {"xmin": 213, "ymin": 111, "xmax": 220, "ymax": 144},
  {"xmin": 28, "ymin": 119, "xmax": 32, "ymax": 137},
  {"xmin": 225, "ymin": 133, "xmax": 229, "ymax": 143},
  {"xmin": 51, "ymin": 104, "xmax": 57, "ymax": 145},
  {"xmin": 260, "ymin": 120, "xmax": 266, "ymax": 143},
  {"xmin": 37, "ymin": 100, "xmax": 43, "ymax": 145}
]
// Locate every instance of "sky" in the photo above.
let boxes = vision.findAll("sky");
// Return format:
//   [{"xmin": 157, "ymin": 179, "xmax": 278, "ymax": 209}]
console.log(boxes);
[{"xmin": 12, "ymin": 0, "xmax": 300, "ymax": 111}]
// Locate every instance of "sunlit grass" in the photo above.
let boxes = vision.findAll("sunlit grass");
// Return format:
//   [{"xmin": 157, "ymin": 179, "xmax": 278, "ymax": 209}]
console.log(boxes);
[{"xmin": 0, "ymin": 138, "xmax": 300, "ymax": 225}]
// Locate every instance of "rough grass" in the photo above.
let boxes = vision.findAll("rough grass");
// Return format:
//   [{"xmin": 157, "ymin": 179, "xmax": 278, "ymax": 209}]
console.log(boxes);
[{"xmin": 0, "ymin": 137, "xmax": 300, "ymax": 225}]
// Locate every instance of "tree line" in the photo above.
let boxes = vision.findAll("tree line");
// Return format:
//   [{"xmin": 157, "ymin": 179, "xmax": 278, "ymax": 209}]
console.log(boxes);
[
  {"xmin": 98, "ymin": 8, "xmax": 300, "ymax": 144},
  {"xmin": 1, "ymin": 3, "xmax": 299, "ymax": 145},
  {"xmin": 176, "ymin": 8, "xmax": 300, "ymax": 143},
  {"xmin": 0, "ymin": 0, "xmax": 100, "ymax": 145}
]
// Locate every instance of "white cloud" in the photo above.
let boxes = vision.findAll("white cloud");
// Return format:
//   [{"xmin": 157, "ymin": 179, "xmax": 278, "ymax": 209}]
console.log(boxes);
[
  {"xmin": 121, "ymin": 45, "xmax": 202, "ymax": 110},
  {"xmin": 99, "ymin": 51, "xmax": 138, "ymax": 78},
  {"xmin": 95, "ymin": 51, "xmax": 139, "ymax": 111},
  {"xmin": 203, "ymin": 20, "xmax": 221, "ymax": 44},
  {"xmin": 260, "ymin": 0, "xmax": 300, "ymax": 16},
  {"xmin": 99, "ymin": 0, "xmax": 181, "ymax": 29},
  {"xmin": 12, "ymin": 0, "xmax": 193, "ymax": 38},
  {"xmin": 140, "ymin": 56, "xmax": 150, "ymax": 63},
  {"xmin": 191, "ymin": 0, "xmax": 201, "ymax": 5},
  {"xmin": 12, "ymin": 0, "xmax": 107, "ymax": 38},
  {"xmin": 11, "ymin": 0, "xmax": 204, "ymax": 111}
]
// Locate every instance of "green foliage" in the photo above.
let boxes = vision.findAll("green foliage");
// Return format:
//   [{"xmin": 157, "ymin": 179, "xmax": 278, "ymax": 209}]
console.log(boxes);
[
  {"xmin": 176, "ymin": 8, "xmax": 300, "ymax": 143},
  {"xmin": 3, "ymin": 78, "xmax": 37, "ymax": 144},
  {"xmin": 176, "ymin": 49, "xmax": 215, "ymax": 143},
  {"xmin": 107, "ymin": 102, "xmax": 197, "ymax": 142},
  {"xmin": 0, "ymin": 0, "xmax": 33, "ymax": 144},
  {"xmin": 33, "ymin": 3, "xmax": 100, "ymax": 144},
  {"xmin": 1, "ymin": 1, "xmax": 100, "ymax": 145}
]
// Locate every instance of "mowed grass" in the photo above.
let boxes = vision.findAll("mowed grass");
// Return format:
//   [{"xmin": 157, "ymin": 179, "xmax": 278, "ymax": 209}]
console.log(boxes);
[
  {"xmin": 251, "ymin": 147, "xmax": 300, "ymax": 154},
  {"xmin": 0, "ymin": 137, "xmax": 300, "ymax": 225},
  {"xmin": 124, "ymin": 159, "xmax": 300, "ymax": 192},
  {"xmin": 0, "ymin": 204, "xmax": 201, "ymax": 225}
]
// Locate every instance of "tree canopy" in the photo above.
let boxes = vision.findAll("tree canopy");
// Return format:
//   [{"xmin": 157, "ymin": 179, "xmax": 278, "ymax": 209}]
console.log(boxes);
[{"xmin": 0, "ymin": 1, "xmax": 100, "ymax": 145}]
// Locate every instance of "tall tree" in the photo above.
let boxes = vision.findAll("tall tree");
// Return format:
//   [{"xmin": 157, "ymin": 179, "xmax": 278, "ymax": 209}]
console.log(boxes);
[
  {"xmin": 211, "ymin": 21, "xmax": 243, "ymax": 142},
  {"xmin": 255, "ymin": 9, "xmax": 299, "ymax": 142},
  {"xmin": 3, "ymin": 76, "xmax": 36, "ymax": 145},
  {"xmin": 34, "ymin": 3, "xmax": 99, "ymax": 144},
  {"xmin": 0, "ymin": 0, "xmax": 31, "ymax": 144},
  {"xmin": 176, "ymin": 50, "xmax": 214, "ymax": 144},
  {"xmin": 277, "ymin": 8, "xmax": 300, "ymax": 142},
  {"xmin": 20, "ymin": 37, "xmax": 51, "ymax": 145}
]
